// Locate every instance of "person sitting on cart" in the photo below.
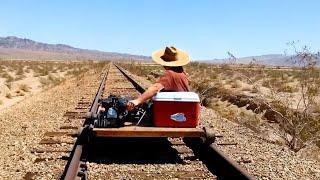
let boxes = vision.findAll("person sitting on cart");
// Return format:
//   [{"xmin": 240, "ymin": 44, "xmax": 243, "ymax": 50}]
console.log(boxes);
[{"xmin": 127, "ymin": 46, "xmax": 190, "ymax": 111}]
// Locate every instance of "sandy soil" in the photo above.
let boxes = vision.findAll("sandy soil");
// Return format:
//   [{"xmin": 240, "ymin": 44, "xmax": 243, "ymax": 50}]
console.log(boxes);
[{"xmin": 0, "ymin": 70, "xmax": 68, "ymax": 111}]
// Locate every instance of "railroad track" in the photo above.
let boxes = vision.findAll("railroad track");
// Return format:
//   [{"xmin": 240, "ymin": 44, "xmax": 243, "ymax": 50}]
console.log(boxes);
[
  {"xmin": 22, "ymin": 65, "xmax": 110, "ymax": 179},
  {"xmin": 25, "ymin": 63, "xmax": 255, "ymax": 179}
]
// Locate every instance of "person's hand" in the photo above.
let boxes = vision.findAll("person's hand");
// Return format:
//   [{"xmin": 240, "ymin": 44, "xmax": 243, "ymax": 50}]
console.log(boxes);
[
  {"xmin": 98, "ymin": 106, "xmax": 106, "ymax": 113},
  {"xmin": 127, "ymin": 99, "xmax": 141, "ymax": 111}
]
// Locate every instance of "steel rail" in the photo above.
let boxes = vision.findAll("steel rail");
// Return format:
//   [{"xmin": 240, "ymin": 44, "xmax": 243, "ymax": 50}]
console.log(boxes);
[
  {"xmin": 114, "ymin": 64, "xmax": 145, "ymax": 94},
  {"xmin": 208, "ymin": 144, "xmax": 255, "ymax": 179},
  {"xmin": 88, "ymin": 65, "xmax": 110, "ymax": 115},
  {"xmin": 61, "ymin": 64, "xmax": 110, "ymax": 180}
]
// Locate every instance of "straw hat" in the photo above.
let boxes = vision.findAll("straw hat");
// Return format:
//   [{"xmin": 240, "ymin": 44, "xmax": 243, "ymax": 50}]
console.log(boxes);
[{"xmin": 152, "ymin": 46, "xmax": 190, "ymax": 66}]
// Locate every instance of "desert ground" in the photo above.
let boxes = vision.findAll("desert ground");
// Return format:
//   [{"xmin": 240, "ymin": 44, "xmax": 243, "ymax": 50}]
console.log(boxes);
[
  {"xmin": 120, "ymin": 61, "xmax": 320, "ymax": 154},
  {"xmin": 0, "ymin": 60, "xmax": 106, "ymax": 110},
  {"xmin": 0, "ymin": 59, "xmax": 319, "ymax": 179}
]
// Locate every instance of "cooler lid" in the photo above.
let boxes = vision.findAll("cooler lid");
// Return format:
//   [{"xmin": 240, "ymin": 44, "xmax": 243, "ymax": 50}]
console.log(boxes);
[{"xmin": 152, "ymin": 92, "xmax": 200, "ymax": 102}]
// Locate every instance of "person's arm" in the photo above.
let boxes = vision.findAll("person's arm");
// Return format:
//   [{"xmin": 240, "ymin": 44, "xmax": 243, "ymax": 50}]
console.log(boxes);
[{"xmin": 127, "ymin": 83, "xmax": 164, "ymax": 111}]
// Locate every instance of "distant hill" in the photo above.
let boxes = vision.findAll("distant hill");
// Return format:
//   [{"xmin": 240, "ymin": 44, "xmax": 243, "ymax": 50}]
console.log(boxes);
[
  {"xmin": 204, "ymin": 54, "xmax": 319, "ymax": 67},
  {"xmin": 0, "ymin": 36, "xmax": 150, "ymax": 60},
  {"xmin": 1, "ymin": 36, "xmax": 318, "ymax": 66}
]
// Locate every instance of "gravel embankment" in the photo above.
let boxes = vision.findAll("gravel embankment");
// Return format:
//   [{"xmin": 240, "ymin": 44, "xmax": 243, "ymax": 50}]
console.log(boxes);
[
  {"xmin": 0, "ymin": 71, "xmax": 99, "ymax": 179},
  {"xmin": 200, "ymin": 108, "xmax": 320, "ymax": 180}
]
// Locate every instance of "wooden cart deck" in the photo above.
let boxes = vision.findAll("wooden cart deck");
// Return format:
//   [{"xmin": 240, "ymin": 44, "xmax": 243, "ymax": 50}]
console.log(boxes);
[{"xmin": 93, "ymin": 126, "xmax": 205, "ymax": 138}]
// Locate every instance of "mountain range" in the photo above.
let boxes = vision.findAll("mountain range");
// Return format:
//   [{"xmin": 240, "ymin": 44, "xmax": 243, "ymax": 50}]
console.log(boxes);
[
  {"xmin": 205, "ymin": 54, "xmax": 294, "ymax": 66},
  {"xmin": 0, "ymin": 36, "xmax": 149, "ymax": 60},
  {"xmin": 0, "ymin": 36, "xmax": 318, "ymax": 66},
  {"xmin": 208, "ymin": 53, "xmax": 320, "ymax": 66}
]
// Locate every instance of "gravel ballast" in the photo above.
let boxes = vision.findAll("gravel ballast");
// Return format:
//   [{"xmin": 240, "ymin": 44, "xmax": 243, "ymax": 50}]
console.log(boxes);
[
  {"xmin": 200, "ymin": 108, "xmax": 320, "ymax": 179},
  {"xmin": 0, "ymin": 70, "xmax": 100, "ymax": 179}
]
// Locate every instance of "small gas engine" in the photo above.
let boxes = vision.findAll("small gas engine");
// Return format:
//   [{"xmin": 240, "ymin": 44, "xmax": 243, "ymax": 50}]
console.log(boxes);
[{"xmin": 93, "ymin": 95, "xmax": 150, "ymax": 128}]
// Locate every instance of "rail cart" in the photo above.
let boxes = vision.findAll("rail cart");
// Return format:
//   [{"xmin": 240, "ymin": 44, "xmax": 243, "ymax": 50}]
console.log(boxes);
[{"xmin": 87, "ymin": 92, "xmax": 215, "ymax": 144}]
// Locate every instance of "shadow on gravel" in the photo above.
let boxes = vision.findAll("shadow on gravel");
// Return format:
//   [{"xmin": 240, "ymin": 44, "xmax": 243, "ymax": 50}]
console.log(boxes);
[{"xmin": 84, "ymin": 137, "xmax": 184, "ymax": 164}]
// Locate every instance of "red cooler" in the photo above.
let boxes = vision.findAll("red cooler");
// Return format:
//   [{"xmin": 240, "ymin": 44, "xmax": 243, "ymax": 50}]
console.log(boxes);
[{"xmin": 152, "ymin": 92, "xmax": 201, "ymax": 128}]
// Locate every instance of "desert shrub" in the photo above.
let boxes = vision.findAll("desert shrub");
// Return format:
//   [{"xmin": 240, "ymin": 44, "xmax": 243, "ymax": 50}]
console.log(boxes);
[
  {"xmin": 277, "ymin": 84, "xmax": 298, "ymax": 93},
  {"xmin": 39, "ymin": 73, "xmax": 66, "ymax": 87},
  {"xmin": 266, "ymin": 45, "xmax": 320, "ymax": 151},
  {"xmin": 230, "ymin": 79, "xmax": 243, "ymax": 89},
  {"xmin": 39, "ymin": 69, "xmax": 50, "ymax": 76},
  {"xmin": 5, "ymin": 82, "xmax": 12, "ymax": 90},
  {"xmin": 5, "ymin": 92, "xmax": 12, "ymax": 99},
  {"xmin": 65, "ymin": 65, "xmax": 90, "ymax": 77},
  {"xmin": 313, "ymin": 102, "xmax": 320, "ymax": 113},
  {"xmin": 0, "ymin": 66, "xmax": 5, "ymax": 74},
  {"xmin": 51, "ymin": 67, "xmax": 58, "ymax": 73},
  {"xmin": 15, "ymin": 74, "xmax": 26, "ymax": 81},
  {"xmin": 48, "ymin": 74, "xmax": 55, "ymax": 81},
  {"xmin": 250, "ymin": 86, "xmax": 259, "ymax": 93},
  {"xmin": 49, "ymin": 74, "xmax": 65, "ymax": 86},
  {"xmin": 39, "ymin": 77, "xmax": 50, "ymax": 86},
  {"xmin": 262, "ymin": 77, "xmax": 286, "ymax": 91},
  {"xmin": 14, "ymin": 89, "xmax": 25, "ymax": 96},
  {"xmin": 2, "ymin": 72, "xmax": 14, "ymax": 83},
  {"xmin": 241, "ymin": 85, "xmax": 253, "ymax": 92},
  {"xmin": 16, "ymin": 67, "xmax": 24, "ymax": 76},
  {"xmin": 19, "ymin": 84, "xmax": 30, "ymax": 92},
  {"xmin": 33, "ymin": 72, "xmax": 41, "ymax": 77},
  {"xmin": 24, "ymin": 67, "xmax": 31, "ymax": 73}
]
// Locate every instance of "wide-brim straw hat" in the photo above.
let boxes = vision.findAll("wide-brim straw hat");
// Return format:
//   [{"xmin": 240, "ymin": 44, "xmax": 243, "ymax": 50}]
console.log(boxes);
[{"xmin": 152, "ymin": 46, "xmax": 190, "ymax": 66}]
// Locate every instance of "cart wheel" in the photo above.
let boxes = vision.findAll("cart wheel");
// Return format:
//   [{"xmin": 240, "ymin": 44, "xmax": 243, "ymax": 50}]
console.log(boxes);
[{"xmin": 203, "ymin": 127, "xmax": 215, "ymax": 144}]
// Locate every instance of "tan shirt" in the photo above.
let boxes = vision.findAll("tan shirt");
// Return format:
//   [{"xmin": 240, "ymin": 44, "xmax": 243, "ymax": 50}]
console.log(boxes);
[{"xmin": 157, "ymin": 70, "xmax": 190, "ymax": 92}]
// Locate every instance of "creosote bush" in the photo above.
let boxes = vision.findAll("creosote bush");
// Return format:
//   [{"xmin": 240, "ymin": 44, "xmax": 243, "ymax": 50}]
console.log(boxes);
[
  {"xmin": 5, "ymin": 93, "xmax": 12, "ymax": 99},
  {"xmin": 19, "ymin": 84, "xmax": 30, "ymax": 92}
]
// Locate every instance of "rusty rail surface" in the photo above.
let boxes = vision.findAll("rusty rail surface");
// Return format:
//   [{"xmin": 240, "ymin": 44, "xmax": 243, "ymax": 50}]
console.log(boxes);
[
  {"xmin": 114, "ymin": 64, "xmax": 145, "ymax": 94},
  {"xmin": 61, "ymin": 63, "xmax": 255, "ymax": 180}
]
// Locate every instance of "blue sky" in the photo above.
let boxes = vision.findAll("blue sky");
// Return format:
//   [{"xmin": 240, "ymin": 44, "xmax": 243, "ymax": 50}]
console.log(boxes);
[{"xmin": 0, "ymin": 0, "xmax": 319, "ymax": 60}]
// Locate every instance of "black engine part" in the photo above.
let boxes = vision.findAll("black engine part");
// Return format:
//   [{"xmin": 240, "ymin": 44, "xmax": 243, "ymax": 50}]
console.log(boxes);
[{"xmin": 93, "ymin": 95, "xmax": 151, "ymax": 128}]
